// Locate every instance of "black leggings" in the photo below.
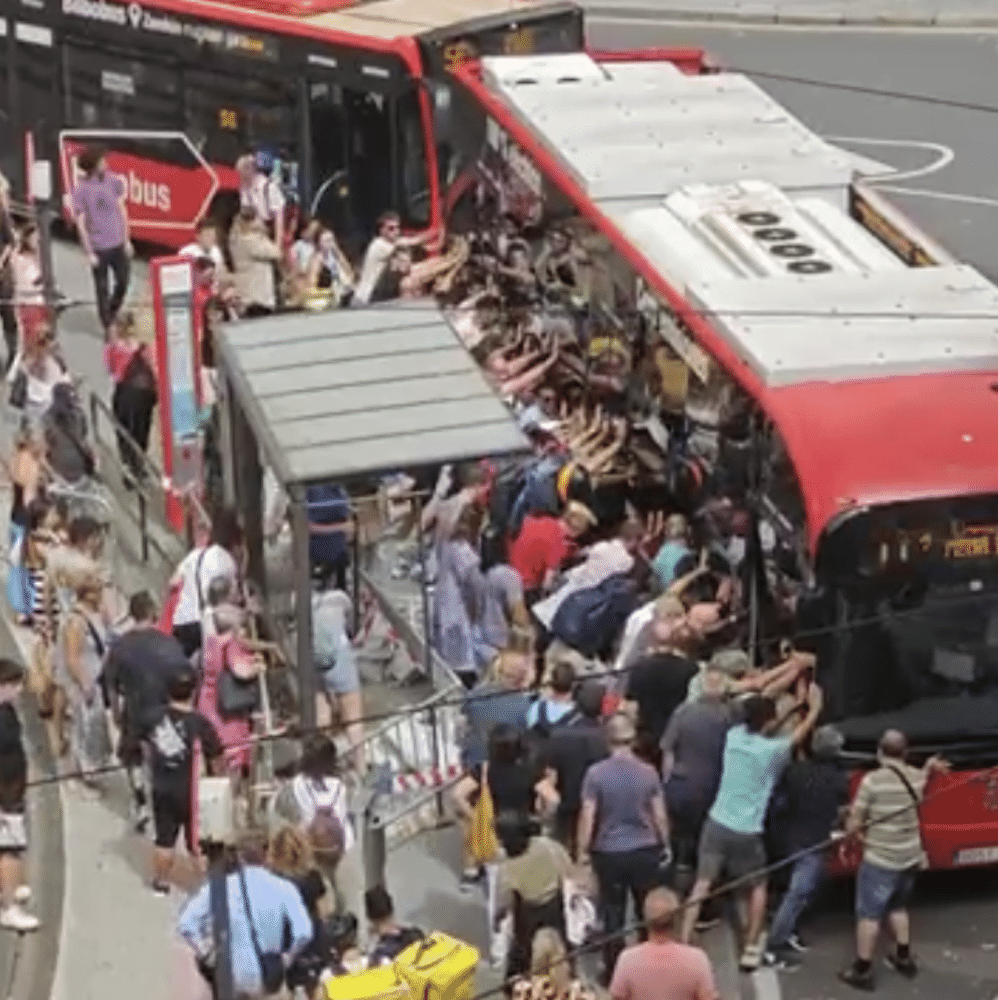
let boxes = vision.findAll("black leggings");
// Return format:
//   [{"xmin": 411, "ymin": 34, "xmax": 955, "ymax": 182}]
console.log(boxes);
[
  {"xmin": 173, "ymin": 621, "xmax": 203, "ymax": 658},
  {"xmin": 112, "ymin": 381, "xmax": 156, "ymax": 479}
]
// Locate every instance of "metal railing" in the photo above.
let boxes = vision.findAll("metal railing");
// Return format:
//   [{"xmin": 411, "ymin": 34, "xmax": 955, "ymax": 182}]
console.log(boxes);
[{"xmin": 87, "ymin": 388, "xmax": 205, "ymax": 579}]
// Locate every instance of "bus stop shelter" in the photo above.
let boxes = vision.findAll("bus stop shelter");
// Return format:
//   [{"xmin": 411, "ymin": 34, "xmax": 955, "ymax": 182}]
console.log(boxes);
[{"xmin": 214, "ymin": 300, "xmax": 531, "ymax": 726}]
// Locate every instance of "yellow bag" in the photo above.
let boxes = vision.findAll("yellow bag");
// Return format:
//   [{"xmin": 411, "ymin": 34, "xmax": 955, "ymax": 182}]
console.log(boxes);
[
  {"xmin": 393, "ymin": 932, "xmax": 479, "ymax": 1000},
  {"xmin": 464, "ymin": 763, "xmax": 500, "ymax": 865},
  {"xmin": 323, "ymin": 963, "xmax": 412, "ymax": 1000}
]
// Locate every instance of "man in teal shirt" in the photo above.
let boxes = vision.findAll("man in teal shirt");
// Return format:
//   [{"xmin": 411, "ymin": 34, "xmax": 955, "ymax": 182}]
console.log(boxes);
[{"xmin": 679, "ymin": 683, "xmax": 823, "ymax": 971}]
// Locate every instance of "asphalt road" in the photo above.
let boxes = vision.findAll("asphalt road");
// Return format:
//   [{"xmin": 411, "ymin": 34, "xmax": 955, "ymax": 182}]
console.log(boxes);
[
  {"xmin": 583, "ymin": 17, "xmax": 998, "ymax": 1000},
  {"xmin": 586, "ymin": 19, "xmax": 998, "ymax": 281}
]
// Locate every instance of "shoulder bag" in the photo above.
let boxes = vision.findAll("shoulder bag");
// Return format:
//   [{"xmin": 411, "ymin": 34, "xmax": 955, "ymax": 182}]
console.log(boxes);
[
  {"xmin": 884, "ymin": 763, "xmax": 929, "ymax": 869},
  {"xmin": 237, "ymin": 863, "xmax": 286, "ymax": 995},
  {"xmin": 216, "ymin": 638, "xmax": 261, "ymax": 721},
  {"xmin": 464, "ymin": 761, "xmax": 500, "ymax": 866}
]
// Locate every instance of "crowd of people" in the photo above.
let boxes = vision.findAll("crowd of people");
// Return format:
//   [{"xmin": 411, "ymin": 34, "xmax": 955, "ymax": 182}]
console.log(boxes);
[{"xmin": 0, "ymin": 146, "xmax": 950, "ymax": 1000}]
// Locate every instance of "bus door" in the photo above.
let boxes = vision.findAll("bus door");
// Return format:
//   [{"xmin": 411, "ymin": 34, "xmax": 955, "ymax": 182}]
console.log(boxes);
[
  {"xmin": 305, "ymin": 74, "xmax": 359, "ymax": 258},
  {"xmin": 182, "ymin": 68, "xmax": 301, "ymax": 241},
  {"xmin": 306, "ymin": 59, "xmax": 432, "ymax": 259},
  {"xmin": 9, "ymin": 15, "xmax": 59, "ymax": 194}
]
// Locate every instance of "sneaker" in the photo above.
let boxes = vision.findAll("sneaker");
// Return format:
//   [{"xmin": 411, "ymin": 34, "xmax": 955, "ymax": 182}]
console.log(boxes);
[
  {"xmin": 764, "ymin": 950, "xmax": 801, "ymax": 971},
  {"xmin": 151, "ymin": 881, "xmax": 170, "ymax": 897},
  {"xmin": 838, "ymin": 966, "xmax": 876, "ymax": 992},
  {"xmin": 0, "ymin": 905, "xmax": 39, "ymax": 932},
  {"xmin": 458, "ymin": 869, "xmax": 481, "ymax": 892},
  {"xmin": 739, "ymin": 943, "xmax": 763, "ymax": 972},
  {"xmin": 13, "ymin": 886, "xmax": 30, "ymax": 905},
  {"xmin": 885, "ymin": 952, "xmax": 918, "ymax": 979},
  {"xmin": 786, "ymin": 933, "xmax": 809, "ymax": 953}
]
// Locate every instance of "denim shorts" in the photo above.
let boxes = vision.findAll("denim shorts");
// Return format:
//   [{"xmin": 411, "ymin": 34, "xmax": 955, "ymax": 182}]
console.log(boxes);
[
  {"xmin": 855, "ymin": 860, "xmax": 917, "ymax": 921},
  {"xmin": 317, "ymin": 641, "xmax": 360, "ymax": 696}
]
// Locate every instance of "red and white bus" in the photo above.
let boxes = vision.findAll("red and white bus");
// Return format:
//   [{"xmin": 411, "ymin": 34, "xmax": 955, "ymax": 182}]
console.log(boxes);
[
  {"xmin": 446, "ymin": 51, "xmax": 998, "ymax": 869},
  {"xmin": 0, "ymin": 0, "xmax": 593, "ymax": 249}
]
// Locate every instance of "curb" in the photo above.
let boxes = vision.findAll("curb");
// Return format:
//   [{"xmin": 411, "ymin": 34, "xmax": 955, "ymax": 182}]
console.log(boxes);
[
  {"xmin": 584, "ymin": 5, "xmax": 998, "ymax": 25},
  {"xmin": 0, "ymin": 614, "xmax": 65, "ymax": 1000}
]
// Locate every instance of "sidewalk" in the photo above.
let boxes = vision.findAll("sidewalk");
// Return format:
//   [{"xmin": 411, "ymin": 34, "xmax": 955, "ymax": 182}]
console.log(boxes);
[{"xmin": 584, "ymin": 0, "xmax": 998, "ymax": 24}]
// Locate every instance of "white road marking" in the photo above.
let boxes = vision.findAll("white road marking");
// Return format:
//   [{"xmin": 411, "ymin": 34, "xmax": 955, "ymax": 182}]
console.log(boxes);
[
  {"xmin": 876, "ymin": 184, "xmax": 998, "ymax": 208},
  {"xmin": 824, "ymin": 136, "xmax": 955, "ymax": 181},
  {"xmin": 753, "ymin": 966, "xmax": 783, "ymax": 1000}
]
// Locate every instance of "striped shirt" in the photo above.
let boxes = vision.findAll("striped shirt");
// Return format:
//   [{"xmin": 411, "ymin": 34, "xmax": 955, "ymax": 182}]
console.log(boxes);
[
  {"xmin": 854, "ymin": 762, "xmax": 927, "ymax": 870},
  {"xmin": 72, "ymin": 173, "xmax": 126, "ymax": 252}
]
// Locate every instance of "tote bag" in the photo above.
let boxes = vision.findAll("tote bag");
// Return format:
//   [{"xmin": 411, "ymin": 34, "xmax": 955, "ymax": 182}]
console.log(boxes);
[{"xmin": 464, "ymin": 762, "xmax": 500, "ymax": 865}]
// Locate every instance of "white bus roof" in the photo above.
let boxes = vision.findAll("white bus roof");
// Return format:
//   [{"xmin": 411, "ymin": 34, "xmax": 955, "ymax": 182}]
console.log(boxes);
[
  {"xmin": 480, "ymin": 55, "xmax": 892, "ymax": 207},
  {"xmin": 478, "ymin": 53, "xmax": 998, "ymax": 389}
]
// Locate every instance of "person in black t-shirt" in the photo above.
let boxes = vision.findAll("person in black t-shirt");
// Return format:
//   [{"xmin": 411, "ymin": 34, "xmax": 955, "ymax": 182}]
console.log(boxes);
[
  {"xmin": 104, "ymin": 591, "xmax": 189, "ymax": 831},
  {"xmin": 0, "ymin": 658, "xmax": 38, "ymax": 931},
  {"xmin": 543, "ymin": 681, "xmax": 609, "ymax": 852},
  {"xmin": 145, "ymin": 664, "xmax": 223, "ymax": 895},
  {"xmin": 365, "ymin": 885, "xmax": 423, "ymax": 967},
  {"xmin": 624, "ymin": 611, "xmax": 699, "ymax": 767}
]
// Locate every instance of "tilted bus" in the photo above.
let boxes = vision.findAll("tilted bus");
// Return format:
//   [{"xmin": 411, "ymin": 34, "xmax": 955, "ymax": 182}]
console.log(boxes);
[{"xmin": 444, "ymin": 51, "xmax": 998, "ymax": 868}]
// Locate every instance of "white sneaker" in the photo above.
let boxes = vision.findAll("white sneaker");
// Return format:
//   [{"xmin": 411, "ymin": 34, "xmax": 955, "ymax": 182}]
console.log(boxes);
[
  {"xmin": 13, "ymin": 886, "xmax": 30, "ymax": 904},
  {"xmin": 0, "ymin": 905, "xmax": 39, "ymax": 932}
]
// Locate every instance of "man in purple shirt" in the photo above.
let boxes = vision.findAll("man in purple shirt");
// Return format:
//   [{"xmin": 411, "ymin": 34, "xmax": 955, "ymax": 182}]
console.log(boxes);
[{"xmin": 72, "ymin": 144, "xmax": 132, "ymax": 333}]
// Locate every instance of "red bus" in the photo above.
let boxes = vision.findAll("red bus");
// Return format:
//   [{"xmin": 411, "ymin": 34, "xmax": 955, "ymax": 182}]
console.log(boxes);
[
  {"xmin": 0, "ymin": 0, "xmax": 586, "ymax": 249},
  {"xmin": 446, "ymin": 51, "xmax": 998, "ymax": 869}
]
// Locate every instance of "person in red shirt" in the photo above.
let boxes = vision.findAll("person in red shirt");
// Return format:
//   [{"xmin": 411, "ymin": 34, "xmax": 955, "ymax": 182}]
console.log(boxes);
[{"xmin": 508, "ymin": 501, "xmax": 595, "ymax": 605}]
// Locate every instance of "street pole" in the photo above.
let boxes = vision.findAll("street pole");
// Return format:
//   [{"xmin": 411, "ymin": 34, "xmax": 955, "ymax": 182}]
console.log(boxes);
[{"xmin": 26, "ymin": 136, "xmax": 60, "ymax": 338}]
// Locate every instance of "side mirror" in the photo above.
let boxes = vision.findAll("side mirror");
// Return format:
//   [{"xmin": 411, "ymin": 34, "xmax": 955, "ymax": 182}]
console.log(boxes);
[{"xmin": 429, "ymin": 81, "xmax": 454, "ymax": 145}]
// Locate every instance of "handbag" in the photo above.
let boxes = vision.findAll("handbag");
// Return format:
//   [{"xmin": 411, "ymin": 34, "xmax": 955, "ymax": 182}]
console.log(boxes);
[
  {"xmin": 7, "ymin": 367, "xmax": 26, "ymax": 410},
  {"xmin": 121, "ymin": 344, "xmax": 157, "ymax": 397},
  {"xmin": 237, "ymin": 863, "xmax": 286, "ymax": 995},
  {"xmin": 216, "ymin": 638, "xmax": 261, "ymax": 721},
  {"xmin": 464, "ymin": 762, "xmax": 500, "ymax": 865}
]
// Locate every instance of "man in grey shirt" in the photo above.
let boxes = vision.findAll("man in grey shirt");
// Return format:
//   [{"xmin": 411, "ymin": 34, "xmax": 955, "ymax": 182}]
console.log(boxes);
[
  {"xmin": 661, "ymin": 662, "xmax": 740, "ymax": 889},
  {"xmin": 578, "ymin": 714, "xmax": 670, "ymax": 983}
]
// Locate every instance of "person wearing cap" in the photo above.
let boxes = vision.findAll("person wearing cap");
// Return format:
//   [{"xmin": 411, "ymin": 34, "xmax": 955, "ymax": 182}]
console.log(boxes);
[
  {"xmin": 661, "ymin": 660, "xmax": 742, "ymax": 908},
  {"xmin": 679, "ymin": 681, "xmax": 824, "ymax": 972},
  {"xmin": 577, "ymin": 713, "xmax": 670, "ymax": 983},
  {"xmin": 508, "ymin": 501, "xmax": 595, "ymax": 606},
  {"xmin": 763, "ymin": 725, "xmax": 850, "ymax": 969},
  {"xmin": 236, "ymin": 150, "xmax": 286, "ymax": 250}
]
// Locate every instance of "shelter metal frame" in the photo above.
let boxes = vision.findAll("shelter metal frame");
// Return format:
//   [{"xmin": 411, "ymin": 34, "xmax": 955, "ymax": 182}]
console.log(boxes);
[{"xmin": 214, "ymin": 299, "xmax": 531, "ymax": 728}]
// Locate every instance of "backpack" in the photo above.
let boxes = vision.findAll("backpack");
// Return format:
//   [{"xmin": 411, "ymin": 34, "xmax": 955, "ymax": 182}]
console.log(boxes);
[
  {"xmin": 529, "ymin": 697, "xmax": 579, "ymax": 742},
  {"xmin": 550, "ymin": 573, "xmax": 638, "ymax": 659},
  {"xmin": 301, "ymin": 780, "xmax": 346, "ymax": 871},
  {"xmin": 480, "ymin": 462, "xmax": 530, "ymax": 570}
]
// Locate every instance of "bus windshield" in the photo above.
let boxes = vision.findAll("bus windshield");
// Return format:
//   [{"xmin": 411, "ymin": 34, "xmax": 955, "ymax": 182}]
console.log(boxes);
[{"xmin": 816, "ymin": 496, "xmax": 998, "ymax": 762}]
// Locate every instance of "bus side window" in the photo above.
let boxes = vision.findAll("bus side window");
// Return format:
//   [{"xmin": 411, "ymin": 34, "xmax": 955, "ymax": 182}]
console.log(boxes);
[
  {"xmin": 64, "ymin": 42, "xmax": 181, "ymax": 131},
  {"xmin": 184, "ymin": 71, "xmax": 299, "ymax": 173},
  {"xmin": 395, "ymin": 84, "xmax": 430, "ymax": 230}
]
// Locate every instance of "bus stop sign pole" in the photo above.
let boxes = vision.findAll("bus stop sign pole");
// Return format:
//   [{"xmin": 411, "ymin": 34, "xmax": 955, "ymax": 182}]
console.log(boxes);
[{"xmin": 151, "ymin": 256, "xmax": 203, "ymax": 535}]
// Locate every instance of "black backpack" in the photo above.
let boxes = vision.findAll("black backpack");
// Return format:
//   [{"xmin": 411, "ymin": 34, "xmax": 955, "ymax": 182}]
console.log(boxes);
[{"xmin": 530, "ymin": 698, "xmax": 580, "ymax": 742}]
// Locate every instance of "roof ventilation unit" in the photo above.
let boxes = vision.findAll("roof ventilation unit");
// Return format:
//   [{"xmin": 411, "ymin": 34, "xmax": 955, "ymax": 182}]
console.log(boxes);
[{"xmin": 735, "ymin": 209, "xmax": 834, "ymax": 276}]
